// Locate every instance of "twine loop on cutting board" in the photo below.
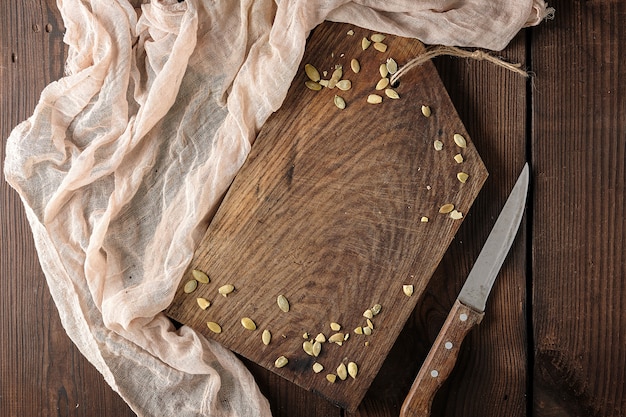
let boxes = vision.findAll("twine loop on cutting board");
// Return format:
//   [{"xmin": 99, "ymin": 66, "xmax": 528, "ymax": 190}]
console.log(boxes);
[{"xmin": 390, "ymin": 45, "xmax": 529, "ymax": 85}]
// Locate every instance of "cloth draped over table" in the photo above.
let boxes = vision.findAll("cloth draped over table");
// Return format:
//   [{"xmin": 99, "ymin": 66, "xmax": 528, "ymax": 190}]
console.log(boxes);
[{"xmin": 4, "ymin": 0, "xmax": 550, "ymax": 415}]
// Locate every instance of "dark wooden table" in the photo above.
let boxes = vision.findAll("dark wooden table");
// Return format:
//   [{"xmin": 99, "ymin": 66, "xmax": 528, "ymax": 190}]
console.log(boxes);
[{"xmin": 2, "ymin": 1, "xmax": 624, "ymax": 416}]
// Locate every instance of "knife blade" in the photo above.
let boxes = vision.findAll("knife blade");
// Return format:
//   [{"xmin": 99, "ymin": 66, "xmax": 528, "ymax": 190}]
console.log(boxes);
[{"xmin": 400, "ymin": 163, "xmax": 529, "ymax": 417}]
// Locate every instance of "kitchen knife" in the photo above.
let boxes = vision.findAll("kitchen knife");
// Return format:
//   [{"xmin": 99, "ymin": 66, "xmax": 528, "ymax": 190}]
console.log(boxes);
[{"xmin": 400, "ymin": 163, "xmax": 530, "ymax": 417}]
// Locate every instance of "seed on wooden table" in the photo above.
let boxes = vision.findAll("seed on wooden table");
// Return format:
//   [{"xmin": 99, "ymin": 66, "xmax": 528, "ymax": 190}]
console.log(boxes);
[
  {"xmin": 336, "ymin": 80, "xmax": 352, "ymax": 91},
  {"xmin": 315, "ymin": 333, "xmax": 326, "ymax": 343},
  {"xmin": 454, "ymin": 153, "xmax": 464, "ymax": 163},
  {"xmin": 277, "ymin": 294, "xmax": 290, "ymax": 312},
  {"xmin": 363, "ymin": 326, "xmax": 372, "ymax": 335},
  {"xmin": 328, "ymin": 66, "xmax": 343, "ymax": 89},
  {"xmin": 386, "ymin": 58, "xmax": 398, "ymax": 74},
  {"xmin": 366, "ymin": 319, "xmax": 374, "ymax": 329},
  {"xmin": 184, "ymin": 279, "xmax": 198, "ymax": 293},
  {"xmin": 330, "ymin": 322, "xmax": 341, "ymax": 331},
  {"xmin": 361, "ymin": 37, "xmax": 371, "ymax": 50},
  {"xmin": 241, "ymin": 317, "xmax": 257, "ymax": 330},
  {"xmin": 326, "ymin": 374, "xmax": 337, "ymax": 383},
  {"xmin": 313, "ymin": 362, "xmax": 324, "ymax": 373},
  {"xmin": 379, "ymin": 63, "xmax": 389, "ymax": 78},
  {"xmin": 218, "ymin": 284, "xmax": 235, "ymax": 296},
  {"xmin": 262, "ymin": 329, "xmax": 271, "ymax": 345},
  {"xmin": 354, "ymin": 326, "xmax": 363, "ymax": 334},
  {"xmin": 453, "ymin": 133, "xmax": 467, "ymax": 148},
  {"xmin": 450, "ymin": 210, "xmax": 464, "ymax": 220},
  {"xmin": 439, "ymin": 204, "xmax": 454, "ymax": 214},
  {"xmin": 350, "ymin": 58, "xmax": 360, "ymax": 73},
  {"xmin": 196, "ymin": 297, "xmax": 211, "ymax": 310},
  {"xmin": 375, "ymin": 78, "xmax": 390, "ymax": 90},
  {"xmin": 433, "ymin": 140, "xmax": 443, "ymax": 151},
  {"xmin": 305, "ymin": 80, "xmax": 322, "ymax": 91},
  {"xmin": 344, "ymin": 333, "xmax": 350, "ymax": 341},
  {"xmin": 348, "ymin": 362, "xmax": 358, "ymax": 379},
  {"xmin": 274, "ymin": 356, "xmax": 288, "ymax": 368},
  {"xmin": 457, "ymin": 172, "xmax": 469, "ymax": 183},
  {"xmin": 367, "ymin": 94, "xmax": 383, "ymax": 104},
  {"xmin": 363, "ymin": 309, "xmax": 373, "ymax": 319},
  {"xmin": 207, "ymin": 321, "xmax": 222, "ymax": 334},
  {"xmin": 303, "ymin": 341, "xmax": 315, "ymax": 356},
  {"xmin": 373, "ymin": 42, "xmax": 388, "ymax": 52},
  {"xmin": 421, "ymin": 105, "xmax": 432, "ymax": 117},
  {"xmin": 333, "ymin": 95, "xmax": 346, "ymax": 109},
  {"xmin": 313, "ymin": 341, "xmax": 322, "ymax": 357},
  {"xmin": 371, "ymin": 304, "xmax": 382, "ymax": 315},
  {"xmin": 302, "ymin": 332, "xmax": 309, "ymax": 339},
  {"xmin": 319, "ymin": 79, "xmax": 329, "ymax": 87},
  {"xmin": 192, "ymin": 269, "xmax": 210, "ymax": 284},
  {"xmin": 346, "ymin": 29, "xmax": 354, "ymax": 36},
  {"xmin": 337, "ymin": 363, "xmax": 348, "ymax": 380},
  {"xmin": 328, "ymin": 333, "xmax": 345, "ymax": 344},
  {"xmin": 371, "ymin": 33, "xmax": 386, "ymax": 42},
  {"xmin": 403, "ymin": 284, "xmax": 414, "ymax": 297},
  {"xmin": 421, "ymin": 216, "xmax": 429, "ymax": 223},
  {"xmin": 385, "ymin": 88, "xmax": 399, "ymax": 99},
  {"xmin": 304, "ymin": 64, "xmax": 320, "ymax": 82}
]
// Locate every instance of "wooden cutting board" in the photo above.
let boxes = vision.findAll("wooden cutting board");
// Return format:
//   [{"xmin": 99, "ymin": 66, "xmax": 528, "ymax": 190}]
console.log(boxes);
[{"xmin": 166, "ymin": 22, "xmax": 487, "ymax": 412}]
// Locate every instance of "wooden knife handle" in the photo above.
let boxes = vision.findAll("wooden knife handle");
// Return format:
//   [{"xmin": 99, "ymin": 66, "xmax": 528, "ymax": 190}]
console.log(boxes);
[{"xmin": 400, "ymin": 299, "xmax": 484, "ymax": 417}]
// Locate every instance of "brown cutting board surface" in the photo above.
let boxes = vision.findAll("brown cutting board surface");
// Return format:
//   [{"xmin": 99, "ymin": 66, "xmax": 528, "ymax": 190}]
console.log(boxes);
[{"xmin": 166, "ymin": 22, "xmax": 488, "ymax": 412}]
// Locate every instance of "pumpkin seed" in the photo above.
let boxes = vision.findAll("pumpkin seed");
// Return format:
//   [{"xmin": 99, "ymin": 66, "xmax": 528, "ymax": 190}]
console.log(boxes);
[
  {"xmin": 315, "ymin": 333, "xmax": 326, "ymax": 343},
  {"xmin": 363, "ymin": 309, "xmax": 373, "ymax": 319},
  {"xmin": 421, "ymin": 216, "xmax": 429, "ymax": 223},
  {"xmin": 363, "ymin": 326, "xmax": 372, "ymax": 336},
  {"xmin": 450, "ymin": 210, "xmax": 464, "ymax": 220},
  {"xmin": 184, "ymin": 279, "xmax": 198, "ymax": 293},
  {"xmin": 302, "ymin": 332, "xmax": 309, "ymax": 339},
  {"xmin": 367, "ymin": 94, "xmax": 383, "ymax": 104},
  {"xmin": 207, "ymin": 321, "xmax": 222, "ymax": 334},
  {"xmin": 421, "ymin": 105, "xmax": 432, "ymax": 117},
  {"xmin": 439, "ymin": 204, "xmax": 454, "ymax": 214},
  {"xmin": 454, "ymin": 153, "xmax": 464, "ymax": 163},
  {"xmin": 274, "ymin": 356, "xmax": 288, "ymax": 368},
  {"xmin": 196, "ymin": 297, "xmax": 211, "ymax": 310},
  {"xmin": 386, "ymin": 58, "xmax": 398, "ymax": 74},
  {"xmin": 305, "ymin": 80, "xmax": 322, "ymax": 91},
  {"xmin": 337, "ymin": 363, "xmax": 348, "ymax": 380},
  {"xmin": 379, "ymin": 63, "xmax": 389, "ymax": 78},
  {"xmin": 371, "ymin": 33, "xmax": 386, "ymax": 42},
  {"xmin": 313, "ymin": 341, "xmax": 322, "ymax": 357},
  {"xmin": 262, "ymin": 329, "xmax": 271, "ymax": 345},
  {"xmin": 453, "ymin": 133, "xmax": 467, "ymax": 148},
  {"xmin": 277, "ymin": 294, "xmax": 290, "ymax": 312},
  {"xmin": 346, "ymin": 29, "xmax": 354, "ymax": 36},
  {"xmin": 361, "ymin": 37, "xmax": 371, "ymax": 50},
  {"xmin": 328, "ymin": 66, "xmax": 343, "ymax": 89},
  {"xmin": 433, "ymin": 140, "xmax": 443, "ymax": 151},
  {"xmin": 333, "ymin": 95, "xmax": 346, "ymax": 109},
  {"xmin": 305, "ymin": 64, "xmax": 320, "ymax": 82},
  {"xmin": 326, "ymin": 374, "xmax": 337, "ymax": 383},
  {"xmin": 328, "ymin": 333, "xmax": 345, "ymax": 344},
  {"xmin": 354, "ymin": 326, "xmax": 363, "ymax": 334},
  {"xmin": 319, "ymin": 79, "xmax": 329, "ymax": 87},
  {"xmin": 192, "ymin": 269, "xmax": 210, "ymax": 284},
  {"xmin": 241, "ymin": 317, "xmax": 256, "ymax": 331},
  {"xmin": 385, "ymin": 88, "xmax": 399, "ymax": 99},
  {"xmin": 218, "ymin": 284, "xmax": 235, "ymax": 296},
  {"xmin": 348, "ymin": 362, "xmax": 358, "ymax": 379},
  {"xmin": 457, "ymin": 172, "xmax": 469, "ymax": 183},
  {"xmin": 350, "ymin": 58, "xmax": 360, "ymax": 73},
  {"xmin": 344, "ymin": 333, "xmax": 350, "ymax": 341},
  {"xmin": 366, "ymin": 319, "xmax": 374, "ymax": 329},
  {"xmin": 375, "ymin": 78, "xmax": 390, "ymax": 90},
  {"xmin": 303, "ymin": 340, "xmax": 315, "ymax": 356},
  {"xmin": 371, "ymin": 304, "xmax": 382, "ymax": 315},
  {"xmin": 373, "ymin": 42, "xmax": 388, "ymax": 52},
  {"xmin": 336, "ymin": 80, "xmax": 352, "ymax": 91},
  {"xmin": 313, "ymin": 362, "xmax": 324, "ymax": 373},
  {"xmin": 403, "ymin": 284, "xmax": 414, "ymax": 297},
  {"xmin": 330, "ymin": 322, "xmax": 341, "ymax": 331}
]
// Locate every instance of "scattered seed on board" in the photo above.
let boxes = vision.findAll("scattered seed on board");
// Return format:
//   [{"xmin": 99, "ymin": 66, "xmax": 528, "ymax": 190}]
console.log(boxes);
[
  {"xmin": 302, "ymin": 332, "xmax": 309, "ymax": 339},
  {"xmin": 363, "ymin": 309, "xmax": 373, "ymax": 319},
  {"xmin": 450, "ymin": 210, "xmax": 464, "ymax": 220},
  {"xmin": 354, "ymin": 326, "xmax": 363, "ymax": 334},
  {"xmin": 374, "ymin": 42, "xmax": 388, "ymax": 52},
  {"xmin": 334, "ymin": 95, "xmax": 346, "ymax": 109},
  {"xmin": 385, "ymin": 88, "xmax": 399, "ymax": 99},
  {"xmin": 336, "ymin": 80, "xmax": 352, "ymax": 91},
  {"xmin": 348, "ymin": 362, "xmax": 358, "ymax": 379},
  {"xmin": 454, "ymin": 133, "xmax": 467, "ymax": 148},
  {"xmin": 313, "ymin": 341, "xmax": 322, "ymax": 357},
  {"xmin": 313, "ymin": 362, "xmax": 324, "ymax": 373},
  {"xmin": 337, "ymin": 363, "xmax": 348, "ymax": 380},
  {"xmin": 197, "ymin": 297, "xmax": 211, "ymax": 310},
  {"xmin": 218, "ymin": 284, "xmax": 235, "ymax": 296},
  {"xmin": 421, "ymin": 216, "xmax": 429, "ymax": 223},
  {"xmin": 346, "ymin": 29, "xmax": 354, "ymax": 36},
  {"xmin": 366, "ymin": 319, "xmax": 374, "ymax": 329},
  {"xmin": 379, "ymin": 63, "xmax": 389, "ymax": 78},
  {"xmin": 439, "ymin": 204, "xmax": 455, "ymax": 214},
  {"xmin": 192, "ymin": 269, "xmax": 210, "ymax": 284},
  {"xmin": 454, "ymin": 153, "xmax": 464, "ymax": 164},
  {"xmin": 457, "ymin": 172, "xmax": 469, "ymax": 183},
  {"xmin": 184, "ymin": 280, "xmax": 198, "ymax": 293},
  {"xmin": 367, "ymin": 94, "xmax": 383, "ymax": 104},
  {"xmin": 326, "ymin": 374, "xmax": 337, "ymax": 383},
  {"xmin": 386, "ymin": 58, "xmax": 398, "ymax": 74},
  {"xmin": 207, "ymin": 321, "xmax": 222, "ymax": 334},
  {"xmin": 277, "ymin": 294, "xmax": 290, "ymax": 312},
  {"xmin": 361, "ymin": 37, "xmax": 371, "ymax": 50},
  {"xmin": 262, "ymin": 329, "xmax": 271, "ymax": 345},
  {"xmin": 305, "ymin": 80, "xmax": 322, "ymax": 91},
  {"xmin": 403, "ymin": 284, "xmax": 414, "ymax": 297},
  {"xmin": 328, "ymin": 333, "xmax": 345, "ymax": 344},
  {"xmin": 241, "ymin": 317, "xmax": 257, "ymax": 330},
  {"xmin": 330, "ymin": 322, "xmax": 341, "ymax": 331},
  {"xmin": 275, "ymin": 356, "xmax": 288, "ymax": 368},
  {"xmin": 376, "ymin": 78, "xmax": 390, "ymax": 90},
  {"xmin": 303, "ymin": 340, "xmax": 315, "ymax": 356},
  {"xmin": 305, "ymin": 64, "xmax": 320, "ymax": 82},
  {"xmin": 371, "ymin": 33, "xmax": 386, "ymax": 42},
  {"xmin": 371, "ymin": 304, "xmax": 382, "ymax": 315},
  {"xmin": 328, "ymin": 66, "xmax": 343, "ymax": 89},
  {"xmin": 434, "ymin": 140, "xmax": 443, "ymax": 151},
  {"xmin": 421, "ymin": 105, "xmax": 432, "ymax": 117},
  {"xmin": 351, "ymin": 58, "xmax": 360, "ymax": 73},
  {"xmin": 363, "ymin": 326, "xmax": 372, "ymax": 336},
  {"xmin": 315, "ymin": 333, "xmax": 326, "ymax": 343}
]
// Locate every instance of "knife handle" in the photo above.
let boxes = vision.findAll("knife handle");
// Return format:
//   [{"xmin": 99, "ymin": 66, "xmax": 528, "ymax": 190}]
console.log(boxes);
[{"xmin": 400, "ymin": 299, "xmax": 484, "ymax": 417}]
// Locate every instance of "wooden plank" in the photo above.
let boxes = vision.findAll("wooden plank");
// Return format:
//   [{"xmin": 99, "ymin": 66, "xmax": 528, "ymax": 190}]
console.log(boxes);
[
  {"xmin": 531, "ymin": 1, "xmax": 626, "ymax": 415},
  {"xmin": 0, "ymin": 1, "xmax": 135, "ymax": 416},
  {"xmin": 166, "ymin": 22, "xmax": 488, "ymax": 412},
  {"xmin": 350, "ymin": 33, "xmax": 530, "ymax": 417}
]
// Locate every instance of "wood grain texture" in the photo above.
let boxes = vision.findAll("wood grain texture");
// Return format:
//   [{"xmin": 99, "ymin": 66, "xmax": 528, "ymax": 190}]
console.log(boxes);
[
  {"xmin": 166, "ymin": 22, "xmax": 488, "ymax": 412},
  {"xmin": 532, "ymin": 1, "xmax": 626, "ymax": 416},
  {"xmin": 1, "ymin": 1, "xmax": 135, "ymax": 416}
]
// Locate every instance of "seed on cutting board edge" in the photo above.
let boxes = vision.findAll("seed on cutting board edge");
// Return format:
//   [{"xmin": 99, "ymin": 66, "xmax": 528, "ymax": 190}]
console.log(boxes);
[
  {"xmin": 421, "ymin": 105, "xmax": 432, "ymax": 117},
  {"xmin": 207, "ymin": 321, "xmax": 222, "ymax": 333},
  {"xmin": 196, "ymin": 297, "xmax": 211, "ymax": 310},
  {"xmin": 350, "ymin": 58, "xmax": 360, "ymax": 73},
  {"xmin": 457, "ymin": 172, "xmax": 469, "ymax": 183},
  {"xmin": 183, "ymin": 280, "xmax": 198, "ymax": 293},
  {"xmin": 439, "ymin": 204, "xmax": 455, "ymax": 214},
  {"xmin": 262, "ymin": 329, "xmax": 271, "ymax": 345},
  {"xmin": 277, "ymin": 294, "xmax": 290, "ymax": 312},
  {"xmin": 275, "ymin": 356, "xmax": 288, "ymax": 368},
  {"xmin": 192, "ymin": 269, "xmax": 210, "ymax": 284},
  {"xmin": 403, "ymin": 284, "xmax": 414, "ymax": 297},
  {"xmin": 454, "ymin": 133, "xmax": 467, "ymax": 148},
  {"xmin": 304, "ymin": 64, "xmax": 320, "ymax": 82},
  {"xmin": 450, "ymin": 210, "xmax": 464, "ymax": 220},
  {"xmin": 241, "ymin": 317, "xmax": 257, "ymax": 330},
  {"xmin": 218, "ymin": 284, "xmax": 235, "ymax": 296},
  {"xmin": 454, "ymin": 153, "xmax": 464, "ymax": 164}
]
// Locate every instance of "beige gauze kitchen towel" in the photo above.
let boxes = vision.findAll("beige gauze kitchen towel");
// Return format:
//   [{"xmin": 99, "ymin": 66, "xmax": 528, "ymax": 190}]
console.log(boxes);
[{"xmin": 4, "ymin": 0, "xmax": 551, "ymax": 415}]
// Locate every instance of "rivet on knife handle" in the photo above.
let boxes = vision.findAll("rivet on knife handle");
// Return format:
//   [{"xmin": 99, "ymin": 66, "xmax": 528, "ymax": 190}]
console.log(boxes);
[{"xmin": 399, "ymin": 300, "xmax": 484, "ymax": 417}]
